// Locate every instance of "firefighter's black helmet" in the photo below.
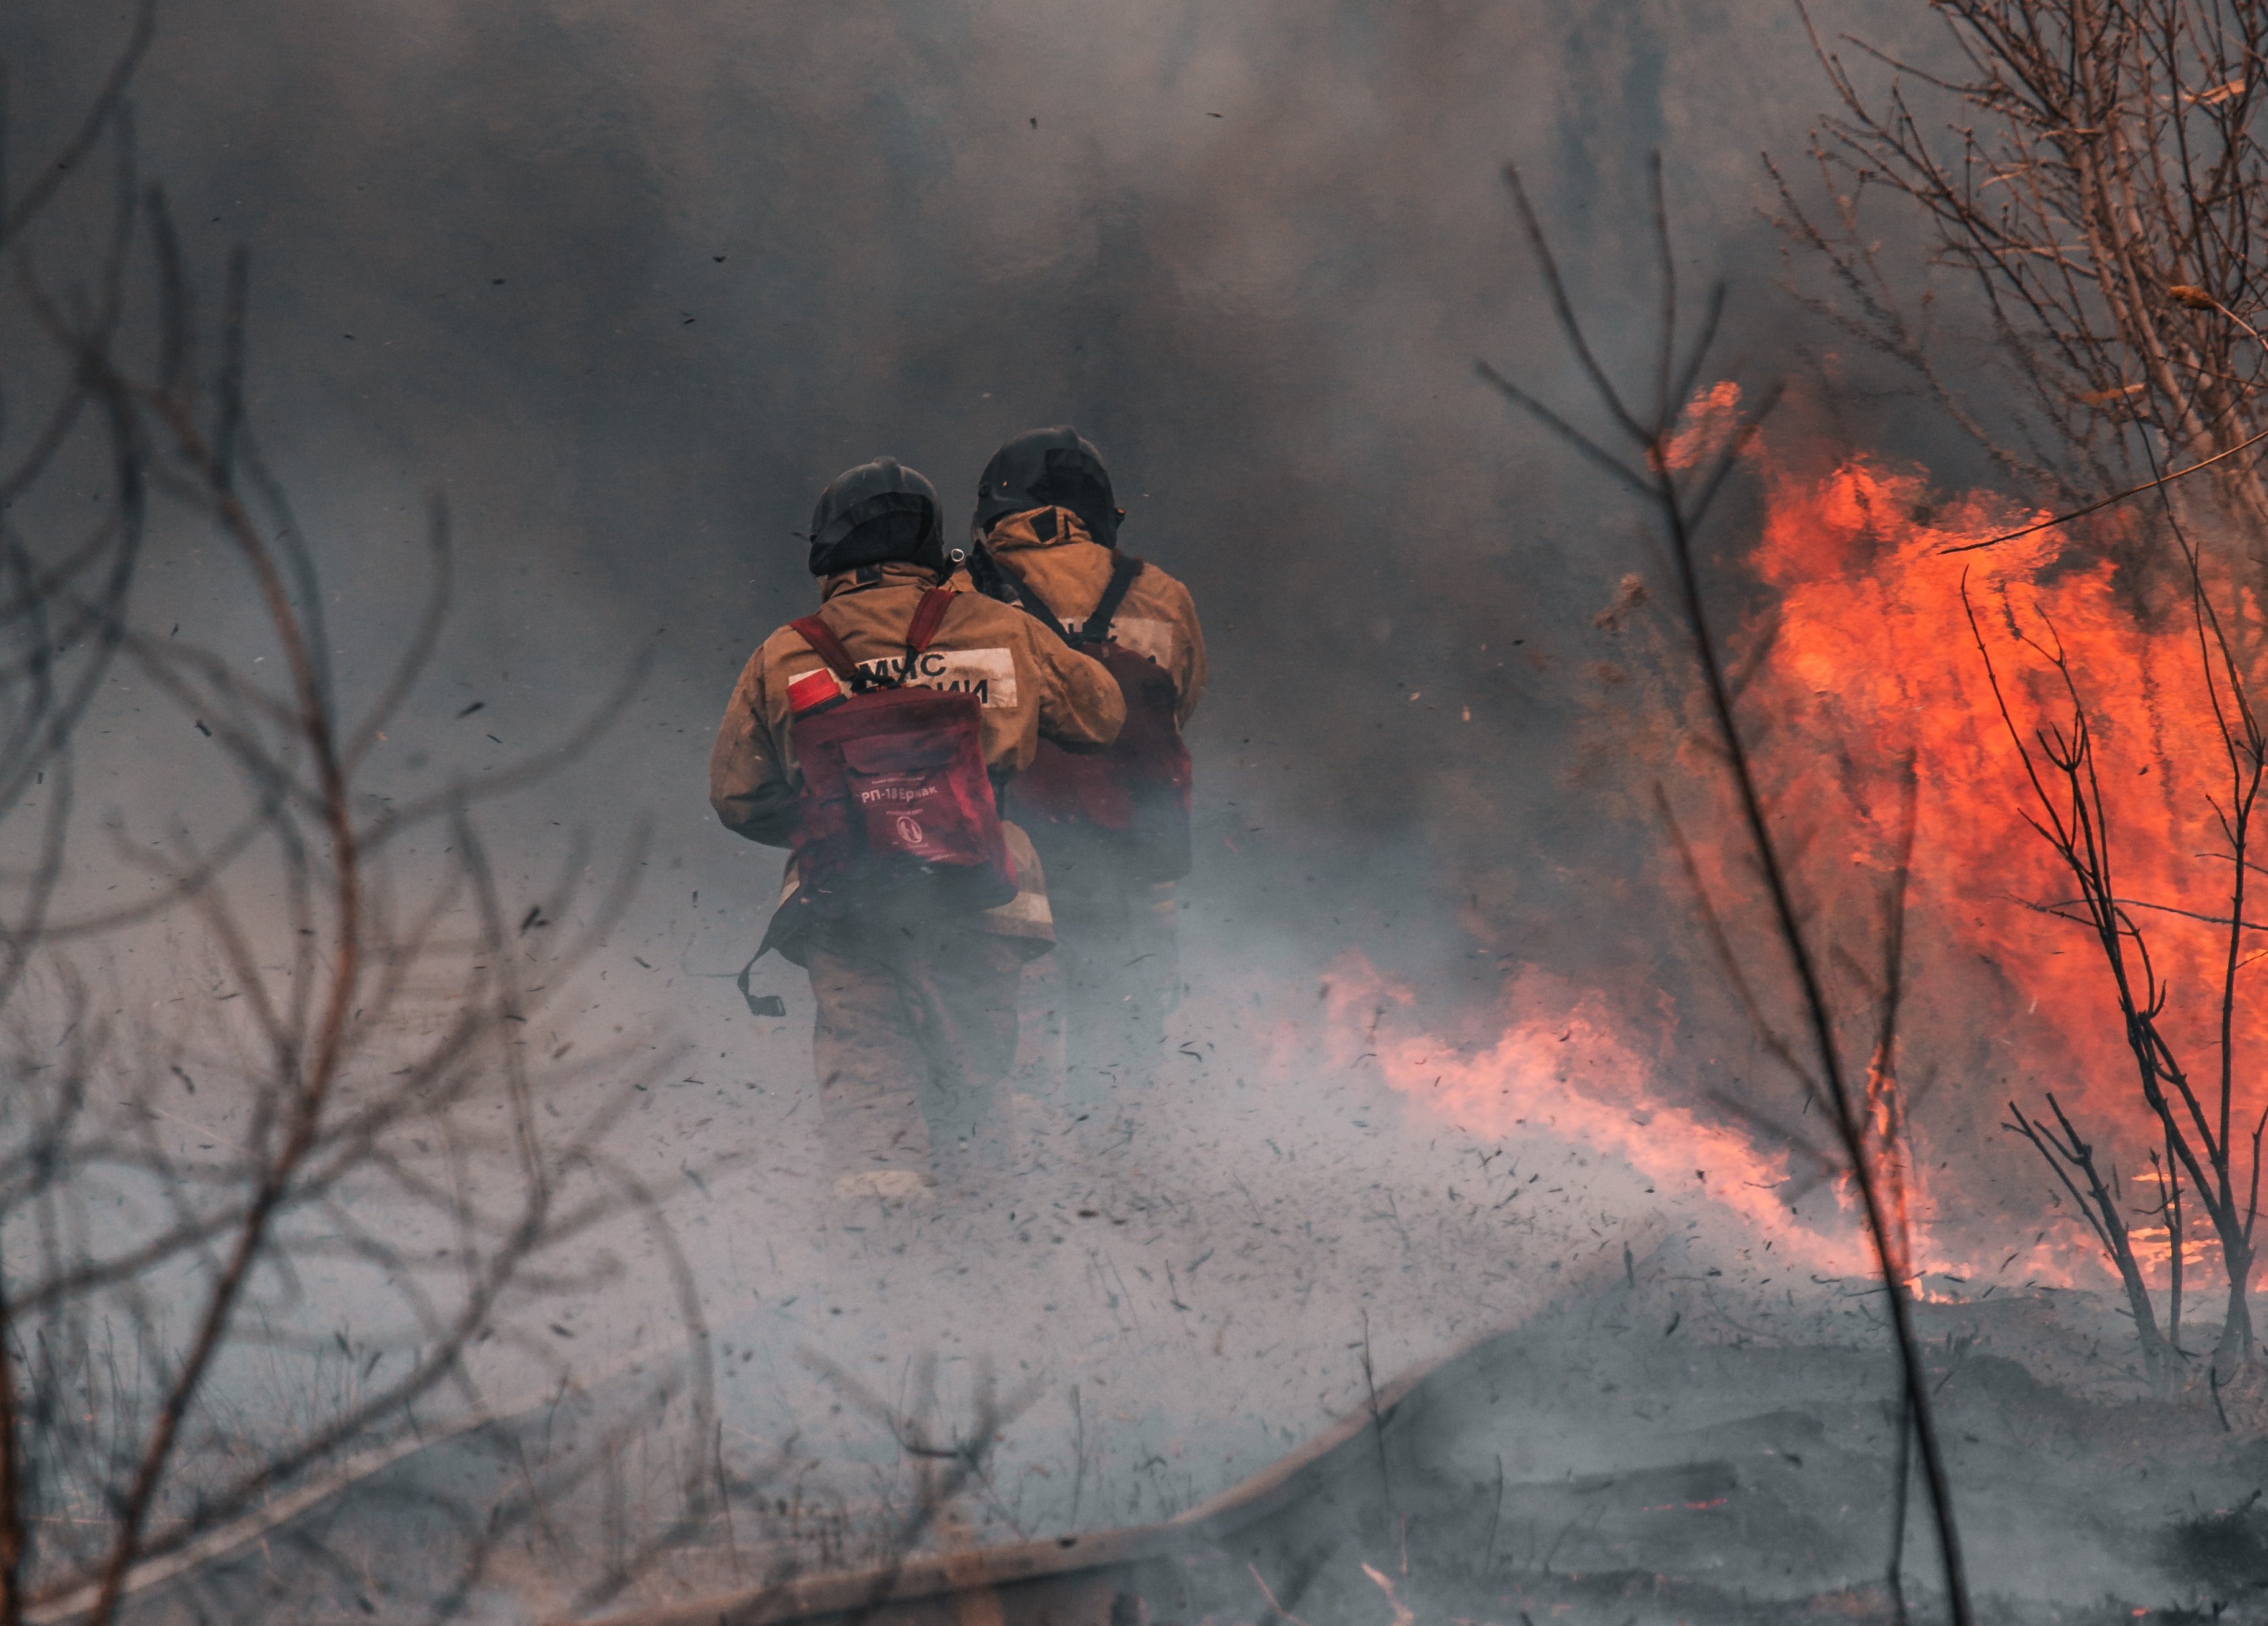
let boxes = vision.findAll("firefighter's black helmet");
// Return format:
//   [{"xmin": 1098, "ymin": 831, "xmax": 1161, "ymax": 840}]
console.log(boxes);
[
  {"xmin": 970, "ymin": 426, "xmax": 1122, "ymax": 548},
  {"xmin": 807, "ymin": 457, "xmax": 948, "ymax": 577}
]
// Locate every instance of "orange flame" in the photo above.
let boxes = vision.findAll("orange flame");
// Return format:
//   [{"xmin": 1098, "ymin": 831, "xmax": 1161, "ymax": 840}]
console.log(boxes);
[
  {"xmin": 1743, "ymin": 429, "xmax": 2261, "ymax": 1192},
  {"xmin": 1324, "ymin": 955, "xmax": 1874, "ymax": 1275},
  {"xmin": 1364, "ymin": 384, "xmax": 2261, "ymax": 1295}
]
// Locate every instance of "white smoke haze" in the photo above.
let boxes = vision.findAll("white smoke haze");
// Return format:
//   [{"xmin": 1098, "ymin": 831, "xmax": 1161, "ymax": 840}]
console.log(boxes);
[{"xmin": 7, "ymin": 2, "xmax": 2259, "ymax": 1622}]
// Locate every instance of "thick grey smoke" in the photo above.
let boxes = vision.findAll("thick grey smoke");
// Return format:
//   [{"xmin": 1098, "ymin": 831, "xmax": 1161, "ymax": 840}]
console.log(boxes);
[
  {"xmin": 7, "ymin": 0, "xmax": 1925, "ymax": 902},
  {"xmin": 10, "ymin": 0, "xmax": 1959, "ymax": 918}
]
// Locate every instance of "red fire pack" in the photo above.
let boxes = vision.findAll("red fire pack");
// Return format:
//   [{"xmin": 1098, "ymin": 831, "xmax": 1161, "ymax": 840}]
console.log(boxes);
[
  {"xmin": 783, "ymin": 587, "xmax": 1016, "ymax": 914},
  {"xmin": 998, "ymin": 553, "xmax": 1193, "ymax": 882}
]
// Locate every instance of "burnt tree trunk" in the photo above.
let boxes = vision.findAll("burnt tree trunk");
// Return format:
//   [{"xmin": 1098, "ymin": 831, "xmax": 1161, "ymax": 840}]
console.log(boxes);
[{"xmin": 2216, "ymin": 1233, "xmax": 2254, "ymax": 1374}]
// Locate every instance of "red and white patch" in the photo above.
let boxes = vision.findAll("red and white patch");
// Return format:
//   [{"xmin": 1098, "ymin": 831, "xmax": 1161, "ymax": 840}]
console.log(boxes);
[
  {"xmin": 852, "ymin": 648, "xmax": 1016, "ymax": 707},
  {"xmin": 787, "ymin": 666, "xmax": 844, "ymax": 714}
]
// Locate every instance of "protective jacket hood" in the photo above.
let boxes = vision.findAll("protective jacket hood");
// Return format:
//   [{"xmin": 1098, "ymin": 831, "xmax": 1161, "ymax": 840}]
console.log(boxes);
[
  {"xmin": 971, "ymin": 427, "xmax": 1121, "ymax": 548},
  {"xmin": 808, "ymin": 457, "xmax": 948, "ymax": 577}
]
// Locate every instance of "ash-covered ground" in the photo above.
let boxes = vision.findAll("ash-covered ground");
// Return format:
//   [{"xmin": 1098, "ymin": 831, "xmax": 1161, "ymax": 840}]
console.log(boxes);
[
  {"xmin": 71, "ymin": 858, "xmax": 2268, "ymax": 1626},
  {"xmin": 99, "ymin": 1183, "xmax": 2268, "ymax": 1625}
]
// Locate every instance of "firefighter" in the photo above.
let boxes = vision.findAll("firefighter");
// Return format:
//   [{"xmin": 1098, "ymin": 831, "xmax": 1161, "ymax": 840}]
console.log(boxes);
[
  {"xmin": 709, "ymin": 457, "xmax": 1124, "ymax": 1200},
  {"xmin": 967, "ymin": 426, "xmax": 1206, "ymax": 1111}
]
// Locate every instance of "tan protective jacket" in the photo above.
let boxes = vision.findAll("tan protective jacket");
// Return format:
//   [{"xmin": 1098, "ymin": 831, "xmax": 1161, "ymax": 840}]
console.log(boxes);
[
  {"xmin": 709, "ymin": 561, "xmax": 1125, "ymax": 948},
  {"xmin": 984, "ymin": 507, "xmax": 1207, "ymax": 726}
]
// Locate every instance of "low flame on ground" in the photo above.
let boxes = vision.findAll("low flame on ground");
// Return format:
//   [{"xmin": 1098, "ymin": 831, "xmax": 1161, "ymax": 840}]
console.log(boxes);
[{"xmin": 1322, "ymin": 954, "xmax": 1875, "ymax": 1276}]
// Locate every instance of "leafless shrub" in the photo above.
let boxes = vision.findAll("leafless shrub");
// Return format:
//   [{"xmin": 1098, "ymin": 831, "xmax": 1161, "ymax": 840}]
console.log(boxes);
[
  {"xmin": 1977, "ymin": 503, "xmax": 2268, "ymax": 1382},
  {"xmin": 1779, "ymin": 0, "xmax": 2268, "ymax": 1389},
  {"xmin": 0, "ymin": 14, "xmax": 716, "ymax": 1622},
  {"xmin": 1775, "ymin": 0, "xmax": 2268, "ymax": 543}
]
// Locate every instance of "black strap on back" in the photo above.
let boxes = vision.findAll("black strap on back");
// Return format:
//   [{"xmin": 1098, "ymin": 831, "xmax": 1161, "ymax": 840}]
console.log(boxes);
[
  {"xmin": 1084, "ymin": 553, "xmax": 1143, "ymax": 641},
  {"xmin": 999, "ymin": 569, "xmax": 1072, "ymax": 643},
  {"xmin": 999, "ymin": 553, "xmax": 1145, "ymax": 646}
]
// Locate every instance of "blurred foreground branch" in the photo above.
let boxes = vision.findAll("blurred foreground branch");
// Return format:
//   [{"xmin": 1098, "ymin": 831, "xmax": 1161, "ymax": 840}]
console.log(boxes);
[
  {"xmin": 0, "ymin": 20, "xmax": 711, "ymax": 1623},
  {"xmin": 1480, "ymin": 154, "xmax": 1972, "ymax": 1624}
]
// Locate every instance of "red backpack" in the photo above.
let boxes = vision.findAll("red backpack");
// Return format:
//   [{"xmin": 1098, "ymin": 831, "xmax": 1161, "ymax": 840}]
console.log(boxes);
[
  {"xmin": 998, "ymin": 553, "xmax": 1193, "ymax": 882},
  {"xmin": 782, "ymin": 587, "xmax": 1016, "ymax": 916}
]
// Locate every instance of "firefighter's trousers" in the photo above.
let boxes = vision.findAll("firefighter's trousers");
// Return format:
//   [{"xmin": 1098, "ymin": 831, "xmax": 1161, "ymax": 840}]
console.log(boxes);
[
  {"xmin": 804, "ymin": 911, "xmax": 1022, "ymax": 1195},
  {"xmin": 1043, "ymin": 870, "xmax": 1178, "ymax": 1108}
]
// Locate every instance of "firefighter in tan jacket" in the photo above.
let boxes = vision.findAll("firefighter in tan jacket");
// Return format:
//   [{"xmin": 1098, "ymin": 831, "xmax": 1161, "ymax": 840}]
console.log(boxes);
[
  {"xmin": 709, "ymin": 457, "xmax": 1123, "ymax": 1200},
  {"xmin": 969, "ymin": 428, "xmax": 1206, "ymax": 1111}
]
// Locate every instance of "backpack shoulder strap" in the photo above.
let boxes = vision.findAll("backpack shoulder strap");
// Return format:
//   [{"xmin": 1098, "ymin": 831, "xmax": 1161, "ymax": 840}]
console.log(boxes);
[
  {"xmin": 791, "ymin": 587, "xmax": 956, "ymax": 694},
  {"xmin": 990, "ymin": 559, "xmax": 1077, "ymax": 644},
  {"xmin": 1081, "ymin": 553, "xmax": 1145, "ymax": 642},
  {"xmin": 790, "ymin": 613, "xmax": 860, "ymax": 682},
  {"xmin": 905, "ymin": 586, "xmax": 957, "ymax": 654}
]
